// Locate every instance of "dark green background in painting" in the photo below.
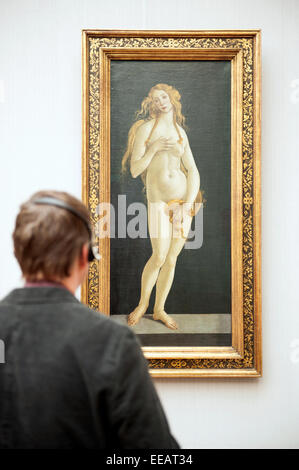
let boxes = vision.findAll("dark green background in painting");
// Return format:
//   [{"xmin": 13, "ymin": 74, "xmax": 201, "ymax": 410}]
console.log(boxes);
[{"xmin": 110, "ymin": 61, "xmax": 231, "ymax": 316}]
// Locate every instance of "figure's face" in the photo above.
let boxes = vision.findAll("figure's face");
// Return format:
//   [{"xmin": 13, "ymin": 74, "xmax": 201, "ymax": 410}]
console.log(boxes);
[{"xmin": 152, "ymin": 89, "xmax": 172, "ymax": 113}]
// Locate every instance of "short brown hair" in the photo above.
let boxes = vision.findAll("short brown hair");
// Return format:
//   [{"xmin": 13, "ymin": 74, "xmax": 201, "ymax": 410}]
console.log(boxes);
[{"xmin": 13, "ymin": 190, "xmax": 91, "ymax": 281}]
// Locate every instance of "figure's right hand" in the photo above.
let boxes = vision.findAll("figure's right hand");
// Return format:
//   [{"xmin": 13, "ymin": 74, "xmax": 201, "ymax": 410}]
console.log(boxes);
[{"xmin": 150, "ymin": 137, "xmax": 176, "ymax": 154}]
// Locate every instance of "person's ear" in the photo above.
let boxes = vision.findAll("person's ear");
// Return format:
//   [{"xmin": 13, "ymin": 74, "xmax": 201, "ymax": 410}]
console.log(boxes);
[{"xmin": 79, "ymin": 243, "xmax": 89, "ymax": 267}]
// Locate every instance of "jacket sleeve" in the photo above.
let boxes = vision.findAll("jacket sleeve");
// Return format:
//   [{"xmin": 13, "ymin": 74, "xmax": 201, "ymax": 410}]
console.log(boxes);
[{"xmin": 110, "ymin": 328, "xmax": 180, "ymax": 449}]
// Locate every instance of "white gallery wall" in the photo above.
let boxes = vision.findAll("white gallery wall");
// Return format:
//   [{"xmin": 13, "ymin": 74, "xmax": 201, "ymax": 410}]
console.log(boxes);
[{"xmin": 1, "ymin": 0, "xmax": 299, "ymax": 449}]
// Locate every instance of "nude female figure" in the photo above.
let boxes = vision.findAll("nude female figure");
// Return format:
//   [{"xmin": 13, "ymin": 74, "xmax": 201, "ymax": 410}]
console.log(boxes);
[{"xmin": 122, "ymin": 83, "xmax": 202, "ymax": 330}]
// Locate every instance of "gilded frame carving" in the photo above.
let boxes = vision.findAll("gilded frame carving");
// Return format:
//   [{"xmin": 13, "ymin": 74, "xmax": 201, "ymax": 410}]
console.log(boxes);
[{"xmin": 81, "ymin": 30, "xmax": 262, "ymax": 378}]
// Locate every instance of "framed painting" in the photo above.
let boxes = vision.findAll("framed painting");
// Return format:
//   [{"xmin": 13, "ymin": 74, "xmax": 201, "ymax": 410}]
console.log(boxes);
[{"xmin": 81, "ymin": 30, "xmax": 262, "ymax": 377}]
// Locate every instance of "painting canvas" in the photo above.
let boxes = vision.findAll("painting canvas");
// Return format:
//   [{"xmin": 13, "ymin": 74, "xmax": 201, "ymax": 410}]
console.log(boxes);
[
  {"xmin": 82, "ymin": 30, "xmax": 262, "ymax": 377},
  {"xmin": 109, "ymin": 60, "xmax": 232, "ymax": 348}
]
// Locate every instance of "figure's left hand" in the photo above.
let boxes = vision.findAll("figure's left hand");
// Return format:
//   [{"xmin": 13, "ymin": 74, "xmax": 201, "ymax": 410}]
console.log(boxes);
[{"xmin": 166, "ymin": 201, "xmax": 193, "ymax": 228}]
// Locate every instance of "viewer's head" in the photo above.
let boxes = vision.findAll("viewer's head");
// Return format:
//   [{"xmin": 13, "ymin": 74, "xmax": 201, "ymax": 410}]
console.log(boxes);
[{"xmin": 13, "ymin": 190, "xmax": 91, "ymax": 284}]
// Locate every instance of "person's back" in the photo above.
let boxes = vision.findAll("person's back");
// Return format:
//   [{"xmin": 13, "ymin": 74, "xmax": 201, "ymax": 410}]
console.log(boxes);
[{"xmin": 0, "ymin": 190, "xmax": 179, "ymax": 449}]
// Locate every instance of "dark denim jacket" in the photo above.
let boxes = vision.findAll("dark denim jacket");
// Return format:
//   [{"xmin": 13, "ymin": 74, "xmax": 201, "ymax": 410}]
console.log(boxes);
[{"xmin": 0, "ymin": 287, "xmax": 179, "ymax": 449}]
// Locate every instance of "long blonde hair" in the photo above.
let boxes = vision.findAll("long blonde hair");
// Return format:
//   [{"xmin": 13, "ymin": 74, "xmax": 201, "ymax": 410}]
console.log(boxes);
[{"xmin": 121, "ymin": 84, "xmax": 186, "ymax": 184}]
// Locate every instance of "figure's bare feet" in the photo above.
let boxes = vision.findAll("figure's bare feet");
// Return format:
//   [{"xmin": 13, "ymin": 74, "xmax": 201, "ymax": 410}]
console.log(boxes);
[
  {"xmin": 128, "ymin": 304, "xmax": 147, "ymax": 326},
  {"xmin": 153, "ymin": 310, "xmax": 178, "ymax": 330}
]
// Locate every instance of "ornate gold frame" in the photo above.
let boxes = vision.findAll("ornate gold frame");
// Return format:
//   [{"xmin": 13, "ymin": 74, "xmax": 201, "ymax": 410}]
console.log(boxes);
[{"xmin": 81, "ymin": 30, "xmax": 262, "ymax": 378}]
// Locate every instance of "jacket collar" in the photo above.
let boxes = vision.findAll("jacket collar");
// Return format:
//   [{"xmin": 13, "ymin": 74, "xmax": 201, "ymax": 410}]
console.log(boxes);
[{"xmin": 0, "ymin": 286, "xmax": 80, "ymax": 305}]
